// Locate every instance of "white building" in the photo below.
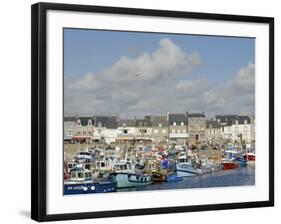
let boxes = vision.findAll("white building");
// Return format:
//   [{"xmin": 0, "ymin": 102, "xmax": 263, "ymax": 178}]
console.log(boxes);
[
  {"xmin": 218, "ymin": 115, "xmax": 254, "ymax": 144},
  {"xmin": 116, "ymin": 119, "xmax": 137, "ymax": 143},
  {"xmin": 92, "ymin": 116, "xmax": 118, "ymax": 144}
]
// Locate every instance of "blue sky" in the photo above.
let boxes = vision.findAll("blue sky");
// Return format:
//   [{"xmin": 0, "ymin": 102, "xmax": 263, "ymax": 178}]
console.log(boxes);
[{"xmin": 64, "ymin": 28, "xmax": 255, "ymax": 117}]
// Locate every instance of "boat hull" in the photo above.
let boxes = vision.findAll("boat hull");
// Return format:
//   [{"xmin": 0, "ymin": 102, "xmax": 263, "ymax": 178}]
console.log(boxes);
[
  {"xmin": 222, "ymin": 161, "xmax": 239, "ymax": 170},
  {"xmin": 64, "ymin": 180, "xmax": 117, "ymax": 195},
  {"xmin": 175, "ymin": 163, "xmax": 212, "ymax": 176},
  {"xmin": 166, "ymin": 174, "xmax": 183, "ymax": 182},
  {"xmin": 175, "ymin": 163, "xmax": 197, "ymax": 177},
  {"xmin": 112, "ymin": 173, "xmax": 153, "ymax": 188}
]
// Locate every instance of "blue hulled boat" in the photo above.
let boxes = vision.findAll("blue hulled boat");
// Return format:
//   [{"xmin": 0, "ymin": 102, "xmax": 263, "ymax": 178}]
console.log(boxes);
[{"xmin": 64, "ymin": 168, "xmax": 117, "ymax": 195}]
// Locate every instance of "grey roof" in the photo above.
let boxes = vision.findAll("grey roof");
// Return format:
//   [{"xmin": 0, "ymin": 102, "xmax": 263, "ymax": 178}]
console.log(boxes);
[
  {"xmin": 188, "ymin": 113, "xmax": 206, "ymax": 118},
  {"xmin": 168, "ymin": 113, "xmax": 187, "ymax": 125},
  {"xmin": 64, "ymin": 116, "xmax": 77, "ymax": 122},
  {"xmin": 206, "ymin": 120, "xmax": 221, "ymax": 129},
  {"xmin": 95, "ymin": 116, "xmax": 118, "ymax": 129},
  {"xmin": 233, "ymin": 116, "xmax": 251, "ymax": 125},
  {"xmin": 151, "ymin": 115, "xmax": 168, "ymax": 127},
  {"xmin": 215, "ymin": 115, "xmax": 238, "ymax": 125},
  {"xmin": 216, "ymin": 115, "xmax": 251, "ymax": 125},
  {"xmin": 118, "ymin": 119, "xmax": 136, "ymax": 127},
  {"xmin": 135, "ymin": 119, "xmax": 152, "ymax": 127},
  {"xmin": 79, "ymin": 117, "xmax": 94, "ymax": 126}
]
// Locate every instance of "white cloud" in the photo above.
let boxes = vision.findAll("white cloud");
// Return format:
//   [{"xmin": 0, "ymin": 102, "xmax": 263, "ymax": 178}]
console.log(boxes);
[
  {"xmin": 203, "ymin": 63, "xmax": 255, "ymax": 115},
  {"xmin": 64, "ymin": 38, "xmax": 254, "ymax": 118}
]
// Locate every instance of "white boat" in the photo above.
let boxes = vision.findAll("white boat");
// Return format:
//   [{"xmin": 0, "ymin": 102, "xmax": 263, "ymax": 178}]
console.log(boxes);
[
  {"xmin": 175, "ymin": 153, "xmax": 213, "ymax": 177},
  {"xmin": 175, "ymin": 153, "xmax": 197, "ymax": 177},
  {"xmin": 111, "ymin": 161, "xmax": 153, "ymax": 188}
]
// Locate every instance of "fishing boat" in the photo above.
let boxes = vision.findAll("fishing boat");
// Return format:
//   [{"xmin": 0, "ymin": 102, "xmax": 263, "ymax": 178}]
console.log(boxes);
[
  {"xmin": 221, "ymin": 150, "xmax": 240, "ymax": 170},
  {"xmin": 110, "ymin": 161, "xmax": 153, "ymax": 188},
  {"xmin": 175, "ymin": 153, "xmax": 196, "ymax": 177},
  {"xmin": 175, "ymin": 153, "xmax": 212, "ymax": 176},
  {"xmin": 243, "ymin": 151, "xmax": 255, "ymax": 167},
  {"xmin": 243, "ymin": 152, "xmax": 255, "ymax": 161},
  {"xmin": 64, "ymin": 168, "xmax": 117, "ymax": 195},
  {"xmin": 145, "ymin": 158, "xmax": 181, "ymax": 182}
]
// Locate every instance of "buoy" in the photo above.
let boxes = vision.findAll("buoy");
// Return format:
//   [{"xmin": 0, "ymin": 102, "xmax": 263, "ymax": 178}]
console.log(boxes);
[
  {"xmin": 90, "ymin": 186, "xmax": 95, "ymax": 191},
  {"xmin": 83, "ymin": 186, "xmax": 88, "ymax": 191}
]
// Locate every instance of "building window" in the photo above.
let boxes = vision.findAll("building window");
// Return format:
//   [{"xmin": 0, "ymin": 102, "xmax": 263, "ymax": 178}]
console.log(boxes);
[
  {"xmin": 67, "ymin": 129, "xmax": 72, "ymax": 136},
  {"xmin": 235, "ymin": 120, "xmax": 238, "ymax": 124},
  {"xmin": 154, "ymin": 129, "xmax": 158, "ymax": 134},
  {"xmin": 182, "ymin": 129, "xmax": 186, "ymax": 133},
  {"xmin": 158, "ymin": 123, "xmax": 162, "ymax": 127},
  {"xmin": 88, "ymin": 131, "xmax": 91, "ymax": 134},
  {"xmin": 173, "ymin": 122, "xmax": 176, "ymax": 126},
  {"xmin": 172, "ymin": 129, "xmax": 176, "ymax": 133},
  {"xmin": 180, "ymin": 122, "xmax": 184, "ymax": 126},
  {"xmin": 177, "ymin": 129, "xmax": 181, "ymax": 133},
  {"xmin": 77, "ymin": 131, "xmax": 81, "ymax": 134},
  {"xmin": 83, "ymin": 131, "xmax": 86, "ymax": 134},
  {"xmin": 244, "ymin": 126, "xmax": 247, "ymax": 131},
  {"xmin": 162, "ymin": 129, "xmax": 166, "ymax": 134},
  {"xmin": 244, "ymin": 120, "xmax": 248, "ymax": 124}
]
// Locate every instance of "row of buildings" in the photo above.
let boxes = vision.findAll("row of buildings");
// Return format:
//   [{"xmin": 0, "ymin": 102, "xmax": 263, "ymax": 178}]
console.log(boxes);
[{"xmin": 64, "ymin": 112, "xmax": 255, "ymax": 146}]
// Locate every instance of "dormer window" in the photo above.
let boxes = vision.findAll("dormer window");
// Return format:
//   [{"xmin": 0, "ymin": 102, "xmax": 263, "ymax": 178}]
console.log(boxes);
[
  {"xmin": 180, "ymin": 122, "xmax": 184, "ymax": 126},
  {"xmin": 98, "ymin": 122, "xmax": 102, "ymax": 127},
  {"xmin": 173, "ymin": 122, "xmax": 176, "ymax": 126},
  {"xmin": 122, "ymin": 123, "xmax": 126, "ymax": 127},
  {"xmin": 77, "ymin": 119, "xmax": 81, "ymax": 126},
  {"xmin": 235, "ymin": 120, "xmax": 238, "ymax": 125},
  {"xmin": 158, "ymin": 123, "xmax": 162, "ymax": 127},
  {"xmin": 139, "ymin": 122, "xmax": 142, "ymax": 127},
  {"xmin": 88, "ymin": 119, "xmax": 92, "ymax": 126},
  {"xmin": 244, "ymin": 120, "xmax": 248, "ymax": 124}
]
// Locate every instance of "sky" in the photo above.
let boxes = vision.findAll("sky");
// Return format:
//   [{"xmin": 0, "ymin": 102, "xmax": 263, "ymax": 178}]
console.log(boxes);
[{"xmin": 64, "ymin": 28, "xmax": 255, "ymax": 118}]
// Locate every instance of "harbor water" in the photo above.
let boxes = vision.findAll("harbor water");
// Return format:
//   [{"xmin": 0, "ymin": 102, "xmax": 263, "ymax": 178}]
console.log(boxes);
[{"xmin": 117, "ymin": 167, "xmax": 255, "ymax": 192}]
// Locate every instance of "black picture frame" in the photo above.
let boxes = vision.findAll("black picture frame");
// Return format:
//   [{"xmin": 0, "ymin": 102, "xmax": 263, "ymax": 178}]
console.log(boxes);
[{"xmin": 31, "ymin": 2, "xmax": 274, "ymax": 222}]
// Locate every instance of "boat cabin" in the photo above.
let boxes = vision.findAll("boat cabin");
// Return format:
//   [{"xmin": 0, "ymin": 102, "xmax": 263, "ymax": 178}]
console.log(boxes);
[
  {"xmin": 69, "ymin": 169, "xmax": 93, "ymax": 181},
  {"xmin": 95, "ymin": 160, "xmax": 113, "ymax": 171},
  {"xmin": 114, "ymin": 162, "xmax": 132, "ymax": 172},
  {"xmin": 66, "ymin": 162, "xmax": 76, "ymax": 173}
]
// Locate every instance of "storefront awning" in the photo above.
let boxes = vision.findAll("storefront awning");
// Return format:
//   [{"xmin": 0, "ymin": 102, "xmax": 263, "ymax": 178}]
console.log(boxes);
[{"xmin": 72, "ymin": 136, "xmax": 91, "ymax": 140}]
